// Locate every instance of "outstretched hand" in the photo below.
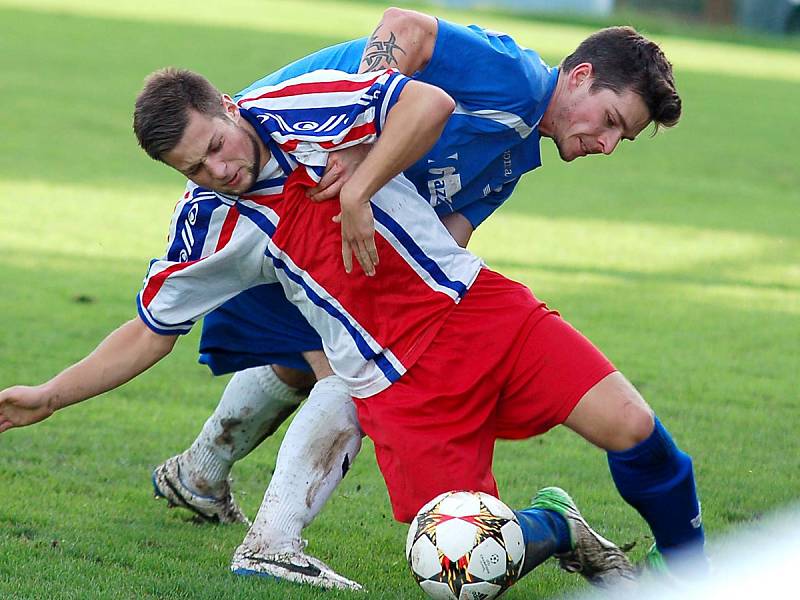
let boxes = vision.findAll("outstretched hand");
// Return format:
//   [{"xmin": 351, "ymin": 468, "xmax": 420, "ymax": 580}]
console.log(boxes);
[{"xmin": 0, "ymin": 385, "xmax": 53, "ymax": 433}]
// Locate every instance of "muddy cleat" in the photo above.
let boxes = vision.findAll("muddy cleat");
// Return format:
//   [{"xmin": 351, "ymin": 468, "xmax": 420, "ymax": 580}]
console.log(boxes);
[
  {"xmin": 531, "ymin": 487, "xmax": 637, "ymax": 588},
  {"xmin": 152, "ymin": 455, "xmax": 249, "ymax": 525},
  {"xmin": 231, "ymin": 541, "xmax": 363, "ymax": 591}
]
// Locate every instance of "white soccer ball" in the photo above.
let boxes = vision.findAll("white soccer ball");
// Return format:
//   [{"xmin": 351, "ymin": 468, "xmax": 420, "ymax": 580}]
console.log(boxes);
[{"xmin": 406, "ymin": 491, "xmax": 526, "ymax": 600}]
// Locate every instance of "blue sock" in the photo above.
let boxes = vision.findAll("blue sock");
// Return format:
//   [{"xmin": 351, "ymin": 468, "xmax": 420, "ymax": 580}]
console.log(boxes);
[
  {"xmin": 513, "ymin": 508, "xmax": 571, "ymax": 577},
  {"xmin": 607, "ymin": 417, "xmax": 706, "ymax": 568}
]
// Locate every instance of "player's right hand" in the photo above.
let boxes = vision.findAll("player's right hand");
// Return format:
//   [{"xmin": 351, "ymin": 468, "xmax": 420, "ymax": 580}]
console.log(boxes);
[{"xmin": 0, "ymin": 385, "xmax": 54, "ymax": 433}]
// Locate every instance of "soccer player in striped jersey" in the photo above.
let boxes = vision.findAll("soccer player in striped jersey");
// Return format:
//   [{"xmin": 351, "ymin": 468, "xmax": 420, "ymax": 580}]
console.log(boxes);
[
  {"xmin": 0, "ymin": 11, "xmax": 708, "ymax": 592},
  {"xmin": 145, "ymin": 9, "xmax": 698, "ymax": 589}
]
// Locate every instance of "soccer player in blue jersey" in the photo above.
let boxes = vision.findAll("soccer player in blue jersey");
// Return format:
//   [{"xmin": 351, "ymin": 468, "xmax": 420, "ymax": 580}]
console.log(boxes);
[
  {"xmin": 139, "ymin": 8, "xmax": 703, "ymax": 590},
  {"xmin": 0, "ymin": 8, "xmax": 704, "ymax": 593}
]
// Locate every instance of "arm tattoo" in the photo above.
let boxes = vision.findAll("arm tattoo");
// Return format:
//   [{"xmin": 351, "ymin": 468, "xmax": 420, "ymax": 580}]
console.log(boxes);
[{"xmin": 361, "ymin": 27, "xmax": 407, "ymax": 71}]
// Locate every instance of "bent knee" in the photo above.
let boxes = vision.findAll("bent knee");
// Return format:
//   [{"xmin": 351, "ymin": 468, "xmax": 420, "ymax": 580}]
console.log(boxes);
[
  {"xmin": 616, "ymin": 404, "xmax": 655, "ymax": 450},
  {"xmin": 271, "ymin": 364, "xmax": 316, "ymax": 390}
]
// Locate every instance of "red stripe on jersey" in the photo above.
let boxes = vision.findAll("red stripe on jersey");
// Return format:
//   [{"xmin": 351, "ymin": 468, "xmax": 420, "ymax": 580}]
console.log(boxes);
[
  {"xmin": 142, "ymin": 259, "xmax": 200, "ymax": 308},
  {"xmin": 317, "ymin": 122, "xmax": 377, "ymax": 149},
  {"xmin": 143, "ymin": 205, "xmax": 239, "ymax": 308},
  {"xmin": 240, "ymin": 191, "xmax": 283, "ymax": 205},
  {"xmin": 215, "ymin": 204, "xmax": 240, "ymax": 252},
  {"xmin": 262, "ymin": 169, "xmax": 455, "ymax": 368},
  {"xmin": 277, "ymin": 139, "xmax": 299, "ymax": 153},
  {"xmin": 277, "ymin": 122, "xmax": 376, "ymax": 153},
  {"xmin": 239, "ymin": 72, "xmax": 387, "ymax": 103}
]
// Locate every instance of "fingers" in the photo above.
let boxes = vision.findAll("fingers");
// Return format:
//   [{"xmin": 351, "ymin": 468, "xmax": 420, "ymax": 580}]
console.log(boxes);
[
  {"xmin": 0, "ymin": 420, "xmax": 12, "ymax": 434},
  {"xmin": 308, "ymin": 178, "xmax": 345, "ymax": 202},
  {"xmin": 354, "ymin": 239, "xmax": 377, "ymax": 277},
  {"xmin": 341, "ymin": 238, "xmax": 353, "ymax": 274}
]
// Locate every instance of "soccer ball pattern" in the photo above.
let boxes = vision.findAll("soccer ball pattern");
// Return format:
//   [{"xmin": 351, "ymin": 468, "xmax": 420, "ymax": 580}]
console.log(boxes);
[{"xmin": 406, "ymin": 491, "xmax": 526, "ymax": 600}]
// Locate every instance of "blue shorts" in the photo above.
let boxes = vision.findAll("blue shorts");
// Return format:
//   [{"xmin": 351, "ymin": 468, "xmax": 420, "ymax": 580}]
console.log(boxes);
[{"xmin": 198, "ymin": 284, "xmax": 321, "ymax": 375}]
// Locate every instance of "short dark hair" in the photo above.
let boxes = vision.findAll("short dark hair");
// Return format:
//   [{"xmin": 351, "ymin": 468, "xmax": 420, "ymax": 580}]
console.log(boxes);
[
  {"xmin": 561, "ymin": 27, "xmax": 681, "ymax": 130},
  {"xmin": 133, "ymin": 67, "xmax": 226, "ymax": 161}
]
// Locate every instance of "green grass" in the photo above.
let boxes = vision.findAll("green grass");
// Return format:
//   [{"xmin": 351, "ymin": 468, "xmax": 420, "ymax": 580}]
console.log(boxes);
[{"xmin": 1, "ymin": 1, "xmax": 799, "ymax": 598}]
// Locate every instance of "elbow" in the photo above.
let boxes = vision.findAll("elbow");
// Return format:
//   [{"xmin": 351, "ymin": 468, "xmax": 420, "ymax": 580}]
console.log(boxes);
[
  {"xmin": 432, "ymin": 88, "xmax": 456, "ymax": 126},
  {"xmin": 380, "ymin": 7, "xmax": 436, "ymax": 73}
]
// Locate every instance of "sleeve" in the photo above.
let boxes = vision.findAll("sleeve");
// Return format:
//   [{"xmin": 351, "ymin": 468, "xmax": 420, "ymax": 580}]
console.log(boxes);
[
  {"xmin": 234, "ymin": 39, "xmax": 368, "ymax": 101},
  {"xmin": 415, "ymin": 20, "xmax": 552, "ymax": 122},
  {"xmin": 237, "ymin": 69, "xmax": 410, "ymax": 166},
  {"xmin": 136, "ymin": 184, "xmax": 276, "ymax": 336},
  {"xmin": 454, "ymin": 178, "xmax": 520, "ymax": 228}
]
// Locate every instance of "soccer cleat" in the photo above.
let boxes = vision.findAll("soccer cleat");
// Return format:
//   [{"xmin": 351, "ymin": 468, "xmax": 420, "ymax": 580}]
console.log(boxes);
[
  {"xmin": 531, "ymin": 487, "xmax": 637, "ymax": 588},
  {"xmin": 231, "ymin": 540, "xmax": 364, "ymax": 591},
  {"xmin": 152, "ymin": 455, "xmax": 249, "ymax": 525},
  {"xmin": 644, "ymin": 543, "xmax": 669, "ymax": 575}
]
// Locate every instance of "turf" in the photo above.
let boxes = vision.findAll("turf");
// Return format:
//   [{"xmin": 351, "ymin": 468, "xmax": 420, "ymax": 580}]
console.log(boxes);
[{"xmin": 0, "ymin": 1, "xmax": 798, "ymax": 599}]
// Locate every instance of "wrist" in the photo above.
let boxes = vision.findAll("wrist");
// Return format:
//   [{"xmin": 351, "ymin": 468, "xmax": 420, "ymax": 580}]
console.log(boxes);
[{"xmin": 38, "ymin": 382, "xmax": 60, "ymax": 414}]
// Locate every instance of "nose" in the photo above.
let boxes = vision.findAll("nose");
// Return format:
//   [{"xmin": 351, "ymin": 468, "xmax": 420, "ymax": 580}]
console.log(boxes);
[
  {"xmin": 205, "ymin": 156, "xmax": 227, "ymax": 180},
  {"xmin": 599, "ymin": 131, "xmax": 622, "ymax": 155}
]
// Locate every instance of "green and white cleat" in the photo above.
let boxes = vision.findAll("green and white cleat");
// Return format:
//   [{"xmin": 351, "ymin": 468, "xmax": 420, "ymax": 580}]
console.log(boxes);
[{"xmin": 531, "ymin": 487, "xmax": 637, "ymax": 588}]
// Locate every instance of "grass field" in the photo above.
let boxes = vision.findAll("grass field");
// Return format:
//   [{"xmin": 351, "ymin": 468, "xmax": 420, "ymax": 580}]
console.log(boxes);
[{"xmin": 1, "ymin": 0, "xmax": 798, "ymax": 598}]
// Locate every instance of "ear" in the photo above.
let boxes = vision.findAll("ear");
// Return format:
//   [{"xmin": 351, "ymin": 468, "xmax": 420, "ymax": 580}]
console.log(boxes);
[
  {"xmin": 220, "ymin": 94, "xmax": 239, "ymax": 122},
  {"xmin": 566, "ymin": 62, "xmax": 594, "ymax": 90}
]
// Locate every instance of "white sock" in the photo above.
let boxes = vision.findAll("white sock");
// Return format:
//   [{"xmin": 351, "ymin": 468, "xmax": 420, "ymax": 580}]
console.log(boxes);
[
  {"xmin": 180, "ymin": 365, "xmax": 305, "ymax": 496},
  {"xmin": 242, "ymin": 375, "xmax": 362, "ymax": 554}
]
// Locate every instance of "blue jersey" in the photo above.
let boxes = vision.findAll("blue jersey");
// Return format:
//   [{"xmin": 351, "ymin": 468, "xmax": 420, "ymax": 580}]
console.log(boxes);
[
  {"xmin": 197, "ymin": 19, "xmax": 558, "ymax": 375},
  {"xmin": 237, "ymin": 19, "xmax": 557, "ymax": 227}
]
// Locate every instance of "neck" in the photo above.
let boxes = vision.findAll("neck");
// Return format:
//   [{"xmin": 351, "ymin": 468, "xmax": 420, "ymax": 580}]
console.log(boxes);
[
  {"xmin": 538, "ymin": 71, "xmax": 568, "ymax": 139},
  {"xmin": 240, "ymin": 114, "xmax": 271, "ymax": 170}
]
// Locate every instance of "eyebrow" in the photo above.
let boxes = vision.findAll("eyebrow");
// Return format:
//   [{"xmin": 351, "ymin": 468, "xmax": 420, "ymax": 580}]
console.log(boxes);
[
  {"xmin": 184, "ymin": 136, "xmax": 217, "ymax": 174},
  {"xmin": 614, "ymin": 108, "xmax": 636, "ymax": 141}
]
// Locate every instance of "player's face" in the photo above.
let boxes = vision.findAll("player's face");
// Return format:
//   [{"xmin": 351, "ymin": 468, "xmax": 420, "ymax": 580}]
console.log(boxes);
[
  {"xmin": 549, "ymin": 69, "xmax": 651, "ymax": 162},
  {"xmin": 164, "ymin": 104, "xmax": 264, "ymax": 195}
]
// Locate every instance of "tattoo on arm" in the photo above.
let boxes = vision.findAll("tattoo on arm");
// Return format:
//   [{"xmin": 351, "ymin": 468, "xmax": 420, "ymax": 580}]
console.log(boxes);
[{"xmin": 361, "ymin": 26, "xmax": 407, "ymax": 71}]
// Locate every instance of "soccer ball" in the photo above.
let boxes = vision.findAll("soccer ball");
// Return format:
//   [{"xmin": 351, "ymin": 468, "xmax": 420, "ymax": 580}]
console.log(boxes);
[{"xmin": 406, "ymin": 491, "xmax": 526, "ymax": 600}]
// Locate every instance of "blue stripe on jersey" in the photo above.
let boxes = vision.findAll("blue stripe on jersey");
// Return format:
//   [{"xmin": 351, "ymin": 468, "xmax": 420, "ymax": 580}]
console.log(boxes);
[
  {"xmin": 235, "ymin": 202, "xmax": 278, "ymax": 237},
  {"xmin": 239, "ymin": 109, "xmax": 296, "ymax": 176},
  {"xmin": 248, "ymin": 177, "xmax": 287, "ymax": 193},
  {"xmin": 307, "ymin": 165, "xmax": 325, "ymax": 180},
  {"xmin": 374, "ymin": 72, "xmax": 409, "ymax": 138},
  {"xmin": 136, "ymin": 295, "xmax": 194, "ymax": 335},
  {"xmin": 167, "ymin": 193, "xmax": 223, "ymax": 262},
  {"xmin": 371, "ymin": 203, "xmax": 469, "ymax": 299},
  {"xmin": 265, "ymin": 249, "xmax": 403, "ymax": 384}
]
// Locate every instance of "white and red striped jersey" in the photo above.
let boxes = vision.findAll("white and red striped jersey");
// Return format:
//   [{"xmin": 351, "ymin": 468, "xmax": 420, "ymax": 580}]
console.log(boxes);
[{"xmin": 138, "ymin": 69, "xmax": 482, "ymax": 397}]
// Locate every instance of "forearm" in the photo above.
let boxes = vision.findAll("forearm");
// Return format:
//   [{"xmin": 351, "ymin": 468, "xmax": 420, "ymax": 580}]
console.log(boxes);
[
  {"xmin": 360, "ymin": 8, "xmax": 437, "ymax": 75},
  {"xmin": 41, "ymin": 318, "xmax": 176, "ymax": 412},
  {"xmin": 341, "ymin": 81, "xmax": 454, "ymax": 204}
]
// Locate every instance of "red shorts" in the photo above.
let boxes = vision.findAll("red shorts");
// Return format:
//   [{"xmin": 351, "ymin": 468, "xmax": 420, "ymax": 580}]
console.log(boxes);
[{"xmin": 353, "ymin": 268, "xmax": 616, "ymax": 522}]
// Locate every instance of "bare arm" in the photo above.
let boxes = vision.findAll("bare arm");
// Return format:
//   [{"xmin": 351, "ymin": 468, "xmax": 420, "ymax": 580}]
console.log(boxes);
[
  {"xmin": 360, "ymin": 8, "xmax": 437, "ymax": 75},
  {"xmin": 308, "ymin": 8, "xmax": 439, "ymax": 202},
  {"xmin": 335, "ymin": 79, "xmax": 455, "ymax": 275},
  {"xmin": 0, "ymin": 318, "xmax": 177, "ymax": 433}
]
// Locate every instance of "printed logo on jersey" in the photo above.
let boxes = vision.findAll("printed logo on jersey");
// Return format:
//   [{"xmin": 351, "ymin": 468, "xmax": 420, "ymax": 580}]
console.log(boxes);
[
  {"xmin": 426, "ymin": 153, "xmax": 462, "ymax": 209},
  {"xmin": 254, "ymin": 111, "xmax": 352, "ymax": 135},
  {"xmin": 503, "ymin": 149, "xmax": 513, "ymax": 177}
]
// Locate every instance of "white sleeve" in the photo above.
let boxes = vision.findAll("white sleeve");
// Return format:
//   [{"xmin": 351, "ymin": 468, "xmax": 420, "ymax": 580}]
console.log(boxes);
[{"xmin": 137, "ymin": 190, "xmax": 277, "ymax": 335}]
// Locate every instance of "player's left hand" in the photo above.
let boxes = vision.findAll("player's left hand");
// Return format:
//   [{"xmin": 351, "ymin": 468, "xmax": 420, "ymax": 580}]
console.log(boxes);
[
  {"xmin": 307, "ymin": 144, "xmax": 372, "ymax": 202},
  {"xmin": 0, "ymin": 385, "xmax": 54, "ymax": 433},
  {"xmin": 334, "ymin": 186, "xmax": 378, "ymax": 276}
]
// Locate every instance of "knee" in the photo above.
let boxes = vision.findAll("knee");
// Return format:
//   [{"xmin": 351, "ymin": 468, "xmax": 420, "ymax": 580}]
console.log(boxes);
[
  {"xmin": 615, "ymin": 403, "xmax": 655, "ymax": 451},
  {"xmin": 271, "ymin": 364, "xmax": 316, "ymax": 391}
]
